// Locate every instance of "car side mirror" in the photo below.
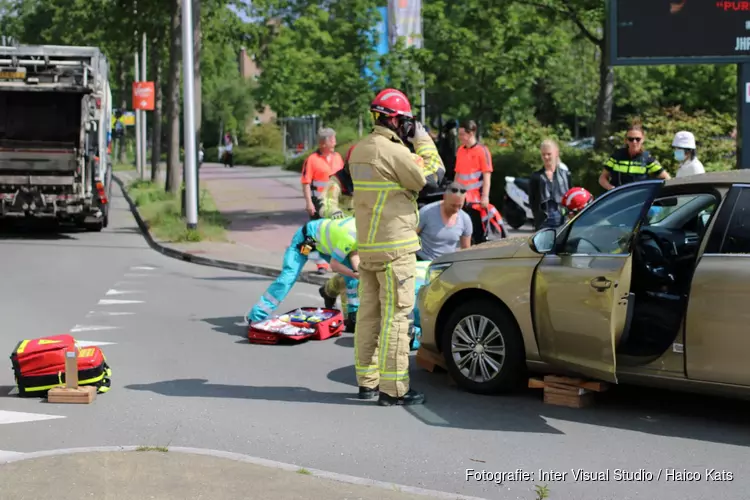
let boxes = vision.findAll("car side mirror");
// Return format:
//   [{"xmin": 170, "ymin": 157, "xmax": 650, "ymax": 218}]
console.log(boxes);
[{"xmin": 530, "ymin": 228, "xmax": 556, "ymax": 254}]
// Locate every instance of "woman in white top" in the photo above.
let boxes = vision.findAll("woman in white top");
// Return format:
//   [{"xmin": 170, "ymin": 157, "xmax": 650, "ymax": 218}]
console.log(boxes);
[{"xmin": 672, "ymin": 131, "xmax": 705, "ymax": 177}]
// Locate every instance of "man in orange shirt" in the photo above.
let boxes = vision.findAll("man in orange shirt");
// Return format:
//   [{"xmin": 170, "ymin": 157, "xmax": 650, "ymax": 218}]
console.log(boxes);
[
  {"xmin": 301, "ymin": 127, "xmax": 345, "ymax": 272},
  {"xmin": 454, "ymin": 120, "xmax": 505, "ymax": 242}
]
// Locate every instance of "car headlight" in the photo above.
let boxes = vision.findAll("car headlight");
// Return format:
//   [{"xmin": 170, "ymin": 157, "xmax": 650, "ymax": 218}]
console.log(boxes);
[{"xmin": 425, "ymin": 263, "xmax": 452, "ymax": 287}]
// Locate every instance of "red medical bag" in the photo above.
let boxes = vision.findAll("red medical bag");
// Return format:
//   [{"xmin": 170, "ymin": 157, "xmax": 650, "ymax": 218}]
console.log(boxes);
[
  {"xmin": 248, "ymin": 307, "xmax": 344, "ymax": 345},
  {"xmin": 10, "ymin": 334, "xmax": 112, "ymax": 397}
]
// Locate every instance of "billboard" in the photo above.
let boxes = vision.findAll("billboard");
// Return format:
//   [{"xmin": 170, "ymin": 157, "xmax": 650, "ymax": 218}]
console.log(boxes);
[
  {"xmin": 609, "ymin": 0, "xmax": 750, "ymax": 65},
  {"xmin": 388, "ymin": 0, "xmax": 422, "ymax": 49}
]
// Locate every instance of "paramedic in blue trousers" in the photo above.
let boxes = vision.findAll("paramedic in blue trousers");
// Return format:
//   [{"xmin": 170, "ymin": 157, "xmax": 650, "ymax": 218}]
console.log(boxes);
[{"xmin": 247, "ymin": 217, "xmax": 360, "ymax": 324}]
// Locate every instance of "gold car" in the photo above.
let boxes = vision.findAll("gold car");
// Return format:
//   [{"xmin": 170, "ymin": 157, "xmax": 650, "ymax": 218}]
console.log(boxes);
[{"xmin": 417, "ymin": 170, "xmax": 750, "ymax": 397}]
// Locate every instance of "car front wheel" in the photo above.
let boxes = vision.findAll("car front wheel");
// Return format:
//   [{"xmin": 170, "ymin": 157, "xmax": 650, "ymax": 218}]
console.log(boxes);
[{"xmin": 441, "ymin": 299, "xmax": 525, "ymax": 395}]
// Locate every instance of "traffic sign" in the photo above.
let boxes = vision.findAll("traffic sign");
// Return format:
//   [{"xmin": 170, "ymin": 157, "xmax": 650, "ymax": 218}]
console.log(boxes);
[{"xmin": 132, "ymin": 81, "xmax": 155, "ymax": 111}]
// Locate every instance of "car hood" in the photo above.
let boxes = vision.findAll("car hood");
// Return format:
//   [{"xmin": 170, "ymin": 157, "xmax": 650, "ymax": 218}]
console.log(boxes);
[{"xmin": 431, "ymin": 236, "xmax": 531, "ymax": 264}]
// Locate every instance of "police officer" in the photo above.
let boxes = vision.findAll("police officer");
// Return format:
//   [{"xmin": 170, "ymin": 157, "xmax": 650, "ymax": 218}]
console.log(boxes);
[
  {"xmin": 348, "ymin": 88, "xmax": 444, "ymax": 407},
  {"xmin": 599, "ymin": 121, "xmax": 671, "ymax": 190}
]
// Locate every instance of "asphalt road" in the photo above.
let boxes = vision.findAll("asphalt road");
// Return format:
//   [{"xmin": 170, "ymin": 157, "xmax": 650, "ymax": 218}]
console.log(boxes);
[{"xmin": 0, "ymin": 182, "xmax": 749, "ymax": 500}]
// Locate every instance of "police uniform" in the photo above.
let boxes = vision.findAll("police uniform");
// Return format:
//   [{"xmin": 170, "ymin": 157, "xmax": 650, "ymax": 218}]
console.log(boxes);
[
  {"xmin": 349, "ymin": 125, "xmax": 442, "ymax": 402},
  {"xmin": 604, "ymin": 147, "xmax": 665, "ymax": 188},
  {"xmin": 248, "ymin": 217, "xmax": 358, "ymax": 322}
]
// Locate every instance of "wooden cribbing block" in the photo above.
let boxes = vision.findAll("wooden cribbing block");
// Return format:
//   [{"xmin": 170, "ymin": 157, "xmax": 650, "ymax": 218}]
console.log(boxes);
[
  {"xmin": 415, "ymin": 347, "xmax": 446, "ymax": 373},
  {"xmin": 48, "ymin": 386, "xmax": 97, "ymax": 404},
  {"xmin": 528, "ymin": 375, "xmax": 608, "ymax": 408},
  {"xmin": 47, "ymin": 346, "xmax": 97, "ymax": 404}
]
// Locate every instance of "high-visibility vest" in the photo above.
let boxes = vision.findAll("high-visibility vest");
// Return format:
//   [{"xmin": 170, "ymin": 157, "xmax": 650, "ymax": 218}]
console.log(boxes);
[{"xmin": 316, "ymin": 217, "xmax": 357, "ymax": 262}]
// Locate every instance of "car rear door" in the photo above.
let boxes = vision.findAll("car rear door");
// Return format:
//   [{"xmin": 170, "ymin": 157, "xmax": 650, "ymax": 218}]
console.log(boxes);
[
  {"xmin": 532, "ymin": 182, "xmax": 662, "ymax": 383},
  {"xmin": 685, "ymin": 184, "xmax": 750, "ymax": 386}
]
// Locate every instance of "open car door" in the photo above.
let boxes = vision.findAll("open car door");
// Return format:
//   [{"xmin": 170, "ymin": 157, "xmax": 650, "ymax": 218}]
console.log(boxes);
[{"xmin": 531, "ymin": 182, "xmax": 661, "ymax": 383}]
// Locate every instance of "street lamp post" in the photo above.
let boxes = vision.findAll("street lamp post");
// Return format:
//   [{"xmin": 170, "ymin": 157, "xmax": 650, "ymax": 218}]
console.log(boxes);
[{"xmin": 181, "ymin": 0, "xmax": 198, "ymax": 229}]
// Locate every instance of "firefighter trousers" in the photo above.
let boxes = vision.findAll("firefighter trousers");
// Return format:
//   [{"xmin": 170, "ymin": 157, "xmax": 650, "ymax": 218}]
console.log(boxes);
[{"xmin": 354, "ymin": 252, "xmax": 417, "ymax": 398}]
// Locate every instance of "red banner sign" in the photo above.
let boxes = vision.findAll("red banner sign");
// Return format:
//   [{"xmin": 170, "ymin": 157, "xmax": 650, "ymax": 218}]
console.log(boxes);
[{"xmin": 132, "ymin": 82, "xmax": 155, "ymax": 111}]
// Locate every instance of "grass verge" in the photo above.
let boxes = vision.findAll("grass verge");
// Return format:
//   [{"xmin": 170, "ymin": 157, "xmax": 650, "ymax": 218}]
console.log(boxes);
[
  {"xmin": 135, "ymin": 446, "xmax": 169, "ymax": 452},
  {"xmin": 127, "ymin": 179, "xmax": 228, "ymax": 243}
]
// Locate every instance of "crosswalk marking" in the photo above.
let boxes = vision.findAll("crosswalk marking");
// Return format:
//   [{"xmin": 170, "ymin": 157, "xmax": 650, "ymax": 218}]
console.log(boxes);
[
  {"xmin": 86, "ymin": 311, "xmax": 135, "ymax": 317},
  {"xmin": 98, "ymin": 299, "xmax": 143, "ymax": 305},
  {"xmin": 0, "ymin": 410, "xmax": 65, "ymax": 425},
  {"xmin": 106, "ymin": 289, "xmax": 142, "ymax": 296},
  {"xmin": 71, "ymin": 325, "xmax": 120, "ymax": 333},
  {"xmin": 75, "ymin": 340, "xmax": 117, "ymax": 348}
]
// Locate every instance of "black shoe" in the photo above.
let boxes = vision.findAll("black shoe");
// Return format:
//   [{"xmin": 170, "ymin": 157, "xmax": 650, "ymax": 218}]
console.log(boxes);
[
  {"xmin": 344, "ymin": 318, "xmax": 356, "ymax": 332},
  {"xmin": 358, "ymin": 386, "xmax": 379, "ymax": 400},
  {"xmin": 318, "ymin": 286, "xmax": 336, "ymax": 309},
  {"xmin": 378, "ymin": 389, "xmax": 425, "ymax": 407}
]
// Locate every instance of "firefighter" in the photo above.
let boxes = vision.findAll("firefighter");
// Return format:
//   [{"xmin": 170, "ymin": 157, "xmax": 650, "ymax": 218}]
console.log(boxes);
[
  {"xmin": 348, "ymin": 88, "xmax": 444, "ymax": 407},
  {"xmin": 247, "ymin": 217, "xmax": 359, "ymax": 323}
]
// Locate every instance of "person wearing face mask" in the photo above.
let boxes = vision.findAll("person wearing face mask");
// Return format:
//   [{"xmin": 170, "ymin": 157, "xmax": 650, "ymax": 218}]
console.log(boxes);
[{"xmin": 672, "ymin": 131, "xmax": 705, "ymax": 177}]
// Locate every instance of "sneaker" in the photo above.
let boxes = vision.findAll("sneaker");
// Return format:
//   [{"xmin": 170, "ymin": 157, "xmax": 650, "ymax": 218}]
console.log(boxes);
[
  {"xmin": 358, "ymin": 386, "xmax": 379, "ymax": 400},
  {"xmin": 378, "ymin": 389, "xmax": 425, "ymax": 406},
  {"xmin": 318, "ymin": 287, "xmax": 336, "ymax": 309}
]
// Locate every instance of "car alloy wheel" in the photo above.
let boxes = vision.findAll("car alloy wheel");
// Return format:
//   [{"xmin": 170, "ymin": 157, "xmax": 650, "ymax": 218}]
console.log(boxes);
[{"xmin": 450, "ymin": 314, "xmax": 506, "ymax": 384}]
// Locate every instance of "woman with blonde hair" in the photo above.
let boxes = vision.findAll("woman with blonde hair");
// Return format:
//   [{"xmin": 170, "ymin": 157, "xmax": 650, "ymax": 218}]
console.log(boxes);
[{"xmin": 528, "ymin": 139, "xmax": 571, "ymax": 230}]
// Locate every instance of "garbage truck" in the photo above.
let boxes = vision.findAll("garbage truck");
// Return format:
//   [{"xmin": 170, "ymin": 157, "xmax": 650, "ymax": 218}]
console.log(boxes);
[{"xmin": 0, "ymin": 44, "xmax": 112, "ymax": 231}]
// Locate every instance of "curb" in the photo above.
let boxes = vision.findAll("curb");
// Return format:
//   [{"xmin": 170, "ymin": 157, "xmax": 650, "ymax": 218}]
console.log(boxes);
[
  {"xmin": 0, "ymin": 445, "xmax": 487, "ymax": 500},
  {"xmin": 114, "ymin": 175, "xmax": 329, "ymax": 287}
]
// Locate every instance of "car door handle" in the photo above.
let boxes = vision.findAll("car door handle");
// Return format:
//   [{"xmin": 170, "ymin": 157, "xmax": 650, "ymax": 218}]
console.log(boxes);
[{"xmin": 590, "ymin": 277, "xmax": 612, "ymax": 291}]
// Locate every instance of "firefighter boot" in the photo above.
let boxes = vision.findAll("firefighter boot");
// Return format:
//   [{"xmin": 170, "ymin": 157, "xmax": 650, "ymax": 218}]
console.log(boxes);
[
  {"xmin": 378, "ymin": 389, "xmax": 425, "ymax": 407},
  {"xmin": 318, "ymin": 286, "xmax": 337, "ymax": 309},
  {"xmin": 358, "ymin": 386, "xmax": 379, "ymax": 400}
]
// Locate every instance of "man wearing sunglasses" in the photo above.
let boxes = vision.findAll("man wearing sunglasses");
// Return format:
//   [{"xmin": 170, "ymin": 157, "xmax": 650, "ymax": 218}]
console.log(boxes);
[
  {"xmin": 600, "ymin": 121, "xmax": 670, "ymax": 191},
  {"xmin": 416, "ymin": 181, "xmax": 473, "ymax": 261}
]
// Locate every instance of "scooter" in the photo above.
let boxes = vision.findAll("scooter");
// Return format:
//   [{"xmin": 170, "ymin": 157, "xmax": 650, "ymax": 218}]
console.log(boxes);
[
  {"xmin": 503, "ymin": 163, "xmax": 570, "ymax": 229},
  {"xmin": 503, "ymin": 176, "xmax": 533, "ymax": 229}
]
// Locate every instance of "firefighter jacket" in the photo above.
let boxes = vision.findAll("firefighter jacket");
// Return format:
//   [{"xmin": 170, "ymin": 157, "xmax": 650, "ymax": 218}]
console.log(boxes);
[
  {"xmin": 321, "ymin": 163, "xmax": 355, "ymax": 219},
  {"xmin": 349, "ymin": 125, "xmax": 442, "ymax": 263}
]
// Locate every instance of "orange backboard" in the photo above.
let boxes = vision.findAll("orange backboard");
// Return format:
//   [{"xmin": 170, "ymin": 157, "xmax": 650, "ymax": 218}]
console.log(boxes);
[{"xmin": 132, "ymin": 81, "xmax": 155, "ymax": 111}]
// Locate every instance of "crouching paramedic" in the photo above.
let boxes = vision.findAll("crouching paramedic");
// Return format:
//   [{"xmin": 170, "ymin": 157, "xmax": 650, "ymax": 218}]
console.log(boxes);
[
  {"xmin": 247, "ymin": 217, "xmax": 359, "ymax": 323},
  {"xmin": 349, "ymin": 87, "xmax": 444, "ymax": 407}
]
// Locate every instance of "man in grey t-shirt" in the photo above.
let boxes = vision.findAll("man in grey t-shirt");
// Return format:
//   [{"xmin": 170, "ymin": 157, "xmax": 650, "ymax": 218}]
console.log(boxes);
[{"xmin": 416, "ymin": 182, "xmax": 473, "ymax": 261}]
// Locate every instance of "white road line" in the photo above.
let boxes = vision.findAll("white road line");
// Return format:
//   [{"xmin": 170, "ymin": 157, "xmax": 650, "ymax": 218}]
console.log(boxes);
[
  {"xmin": 105, "ymin": 289, "xmax": 142, "ymax": 295},
  {"xmin": 7, "ymin": 387, "xmax": 17, "ymax": 396},
  {"xmin": 131, "ymin": 266, "xmax": 157, "ymax": 270},
  {"xmin": 76, "ymin": 340, "xmax": 117, "ymax": 348},
  {"xmin": 0, "ymin": 410, "xmax": 66, "ymax": 425},
  {"xmin": 86, "ymin": 311, "xmax": 135, "ymax": 317},
  {"xmin": 71, "ymin": 325, "xmax": 120, "ymax": 333},
  {"xmin": 98, "ymin": 299, "xmax": 144, "ymax": 305},
  {"xmin": 0, "ymin": 450, "xmax": 24, "ymax": 461}
]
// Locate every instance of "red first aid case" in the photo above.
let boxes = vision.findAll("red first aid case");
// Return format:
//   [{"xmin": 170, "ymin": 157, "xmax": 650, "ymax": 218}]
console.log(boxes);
[
  {"xmin": 248, "ymin": 307, "xmax": 344, "ymax": 345},
  {"xmin": 10, "ymin": 334, "xmax": 112, "ymax": 397}
]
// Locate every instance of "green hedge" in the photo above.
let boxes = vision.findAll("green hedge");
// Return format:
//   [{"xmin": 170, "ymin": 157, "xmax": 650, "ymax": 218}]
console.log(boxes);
[{"xmin": 204, "ymin": 146, "xmax": 285, "ymax": 167}]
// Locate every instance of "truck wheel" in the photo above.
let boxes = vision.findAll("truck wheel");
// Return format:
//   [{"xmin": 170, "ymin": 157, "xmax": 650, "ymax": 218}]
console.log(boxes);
[{"xmin": 440, "ymin": 299, "xmax": 526, "ymax": 395}]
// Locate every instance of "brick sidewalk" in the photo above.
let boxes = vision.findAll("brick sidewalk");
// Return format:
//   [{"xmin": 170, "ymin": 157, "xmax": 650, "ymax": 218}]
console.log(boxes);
[{"xmin": 116, "ymin": 163, "xmax": 332, "ymax": 285}]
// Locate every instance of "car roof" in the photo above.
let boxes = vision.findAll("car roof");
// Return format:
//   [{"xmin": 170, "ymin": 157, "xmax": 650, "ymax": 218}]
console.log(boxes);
[{"xmin": 664, "ymin": 169, "xmax": 750, "ymax": 187}]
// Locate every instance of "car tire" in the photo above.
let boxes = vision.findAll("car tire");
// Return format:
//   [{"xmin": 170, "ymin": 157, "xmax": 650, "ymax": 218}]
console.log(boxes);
[{"xmin": 441, "ymin": 299, "xmax": 525, "ymax": 395}]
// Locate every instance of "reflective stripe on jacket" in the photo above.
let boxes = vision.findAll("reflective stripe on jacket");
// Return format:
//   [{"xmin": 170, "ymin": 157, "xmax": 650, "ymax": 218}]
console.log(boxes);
[
  {"xmin": 604, "ymin": 147, "xmax": 664, "ymax": 187},
  {"xmin": 349, "ymin": 126, "xmax": 437, "ymax": 263},
  {"xmin": 321, "ymin": 176, "xmax": 354, "ymax": 218},
  {"xmin": 314, "ymin": 217, "xmax": 357, "ymax": 262}
]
